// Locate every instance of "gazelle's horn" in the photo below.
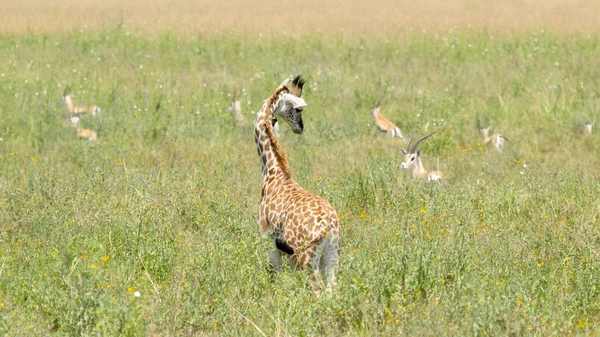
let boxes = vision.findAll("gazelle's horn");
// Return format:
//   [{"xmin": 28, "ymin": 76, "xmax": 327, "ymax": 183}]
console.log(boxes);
[
  {"xmin": 411, "ymin": 132, "xmax": 436, "ymax": 153},
  {"xmin": 404, "ymin": 133, "xmax": 415, "ymax": 153},
  {"xmin": 63, "ymin": 85, "xmax": 71, "ymax": 96}
]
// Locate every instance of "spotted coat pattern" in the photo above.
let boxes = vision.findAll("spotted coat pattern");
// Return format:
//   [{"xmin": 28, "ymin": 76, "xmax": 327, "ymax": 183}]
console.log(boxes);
[{"xmin": 254, "ymin": 80, "xmax": 341, "ymax": 295}]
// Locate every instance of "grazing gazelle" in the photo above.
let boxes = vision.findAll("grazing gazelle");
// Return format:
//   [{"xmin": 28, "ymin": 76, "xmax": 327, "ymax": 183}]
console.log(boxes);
[
  {"xmin": 584, "ymin": 121, "xmax": 593, "ymax": 136},
  {"xmin": 401, "ymin": 132, "xmax": 445, "ymax": 182},
  {"xmin": 371, "ymin": 105, "xmax": 404, "ymax": 139},
  {"xmin": 228, "ymin": 93, "xmax": 247, "ymax": 123},
  {"xmin": 70, "ymin": 116, "xmax": 98, "ymax": 141},
  {"xmin": 62, "ymin": 85, "xmax": 101, "ymax": 117},
  {"xmin": 479, "ymin": 125, "xmax": 508, "ymax": 153}
]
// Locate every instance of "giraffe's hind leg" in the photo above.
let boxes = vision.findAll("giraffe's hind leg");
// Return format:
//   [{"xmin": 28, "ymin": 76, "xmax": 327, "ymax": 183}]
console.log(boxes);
[
  {"xmin": 320, "ymin": 236, "xmax": 340, "ymax": 296},
  {"xmin": 307, "ymin": 244, "xmax": 325, "ymax": 298}
]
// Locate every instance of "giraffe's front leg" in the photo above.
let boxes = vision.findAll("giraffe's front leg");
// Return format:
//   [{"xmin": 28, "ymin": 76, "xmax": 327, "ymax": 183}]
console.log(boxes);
[{"xmin": 267, "ymin": 237, "xmax": 282, "ymax": 278}]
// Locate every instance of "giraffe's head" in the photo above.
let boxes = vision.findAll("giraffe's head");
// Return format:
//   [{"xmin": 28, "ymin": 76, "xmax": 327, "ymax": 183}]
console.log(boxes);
[{"xmin": 272, "ymin": 75, "xmax": 307, "ymax": 134}]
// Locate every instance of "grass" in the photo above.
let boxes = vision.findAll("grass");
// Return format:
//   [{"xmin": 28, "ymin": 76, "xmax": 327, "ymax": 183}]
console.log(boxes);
[{"xmin": 0, "ymin": 28, "xmax": 600, "ymax": 335}]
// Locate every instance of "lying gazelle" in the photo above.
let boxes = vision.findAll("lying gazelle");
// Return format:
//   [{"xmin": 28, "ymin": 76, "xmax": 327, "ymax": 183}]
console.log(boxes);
[
  {"xmin": 70, "ymin": 116, "xmax": 98, "ymax": 141},
  {"xmin": 584, "ymin": 121, "xmax": 593, "ymax": 136},
  {"xmin": 479, "ymin": 125, "xmax": 508, "ymax": 153},
  {"xmin": 62, "ymin": 85, "xmax": 101, "ymax": 117},
  {"xmin": 401, "ymin": 132, "xmax": 445, "ymax": 182},
  {"xmin": 227, "ymin": 92, "xmax": 247, "ymax": 123},
  {"xmin": 371, "ymin": 104, "xmax": 404, "ymax": 139}
]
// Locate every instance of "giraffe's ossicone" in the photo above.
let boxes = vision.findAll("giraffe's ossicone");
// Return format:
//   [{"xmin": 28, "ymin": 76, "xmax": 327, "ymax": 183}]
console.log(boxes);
[{"xmin": 254, "ymin": 75, "xmax": 341, "ymax": 297}]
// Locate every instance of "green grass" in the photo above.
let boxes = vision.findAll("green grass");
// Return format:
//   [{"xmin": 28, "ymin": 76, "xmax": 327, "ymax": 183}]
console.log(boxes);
[{"xmin": 1, "ymin": 29, "xmax": 600, "ymax": 335}]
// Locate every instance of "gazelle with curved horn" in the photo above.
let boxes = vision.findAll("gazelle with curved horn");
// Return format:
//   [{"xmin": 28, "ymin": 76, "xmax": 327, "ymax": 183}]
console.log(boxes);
[
  {"xmin": 401, "ymin": 132, "xmax": 445, "ymax": 182},
  {"xmin": 62, "ymin": 85, "xmax": 101, "ymax": 117},
  {"xmin": 479, "ymin": 125, "xmax": 508, "ymax": 153},
  {"xmin": 371, "ymin": 104, "xmax": 404, "ymax": 139}
]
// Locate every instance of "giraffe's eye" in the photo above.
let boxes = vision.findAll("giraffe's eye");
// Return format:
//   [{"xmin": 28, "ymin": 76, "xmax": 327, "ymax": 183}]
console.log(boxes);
[{"xmin": 295, "ymin": 107, "xmax": 303, "ymax": 113}]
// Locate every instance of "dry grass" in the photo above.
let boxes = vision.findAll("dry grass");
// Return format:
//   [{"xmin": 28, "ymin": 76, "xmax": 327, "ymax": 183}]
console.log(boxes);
[{"xmin": 3, "ymin": 0, "xmax": 600, "ymax": 36}]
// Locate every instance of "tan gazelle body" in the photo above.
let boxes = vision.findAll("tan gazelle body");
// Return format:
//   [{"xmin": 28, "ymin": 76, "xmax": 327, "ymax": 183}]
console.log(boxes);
[
  {"xmin": 372, "ymin": 105, "xmax": 403, "ymax": 139},
  {"xmin": 62, "ymin": 85, "xmax": 101, "ymax": 117},
  {"xmin": 479, "ymin": 126, "xmax": 508, "ymax": 153},
  {"xmin": 401, "ymin": 132, "xmax": 445, "ymax": 182}
]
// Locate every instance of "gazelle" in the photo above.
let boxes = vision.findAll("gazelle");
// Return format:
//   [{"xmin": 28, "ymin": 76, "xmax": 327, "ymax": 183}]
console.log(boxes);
[
  {"xmin": 228, "ymin": 93, "xmax": 247, "ymax": 123},
  {"xmin": 479, "ymin": 126, "xmax": 508, "ymax": 153},
  {"xmin": 62, "ymin": 85, "xmax": 101, "ymax": 117},
  {"xmin": 401, "ymin": 132, "xmax": 445, "ymax": 182},
  {"xmin": 70, "ymin": 116, "xmax": 98, "ymax": 141},
  {"xmin": 372, "ymin": 105, "xmax": 404, "ymax": 139},
  {"xmin": 584, "ymin": 121, "xmax": 593, "ymax": 136}
]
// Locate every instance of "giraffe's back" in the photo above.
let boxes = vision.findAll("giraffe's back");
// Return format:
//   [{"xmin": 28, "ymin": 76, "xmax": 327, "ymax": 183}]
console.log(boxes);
[{"xmin": 260, "ymin": 181, "xmax": 340, "ymax": 267}]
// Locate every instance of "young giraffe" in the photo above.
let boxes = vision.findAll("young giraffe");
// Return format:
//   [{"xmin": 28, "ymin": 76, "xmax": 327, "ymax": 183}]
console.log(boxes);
[{"xmin": 254, "ymin": 75, "xmax": 341, "ymax": 297}]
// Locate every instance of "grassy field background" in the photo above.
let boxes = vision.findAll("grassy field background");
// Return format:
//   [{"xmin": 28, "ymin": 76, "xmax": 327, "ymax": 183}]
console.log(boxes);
[
  {"xmin": 1, "ymin": 1, "xmax": 600, "ymax": 336},
  {"xmin": 3, "ymin": 0, "xmax": 600, "ymax": 36}
]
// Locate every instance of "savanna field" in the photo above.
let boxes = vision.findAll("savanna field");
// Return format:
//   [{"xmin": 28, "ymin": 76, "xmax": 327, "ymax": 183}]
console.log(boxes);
[{"xmin": 1, "ymin": 1, "xmax": 600, "ymax": 335}]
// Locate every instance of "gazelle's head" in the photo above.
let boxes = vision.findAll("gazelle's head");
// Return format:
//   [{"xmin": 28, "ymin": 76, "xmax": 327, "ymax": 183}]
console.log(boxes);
[
  {"xmin": 584, "ymin": 121, "xmax": 593, "ymax": 136},
  {"xmin": 273, "ymin": 75, "xmax": 307, "ymax": 134},
  {"xmin": 400, "ymin": 132, "xmax": 436, "ymax": 170},
  {"xmin": 62, "ymin": 85, "xmax": 72, "ymax": 104},
  {"xmin": 371, "ymin": 104, "xmax": 381, "ymax": 117},
  {"xmin": 479, "ymin": 125, "xmax": 491, "ymax": 138},
  {"xmin": 228, "ymin": 93, "xmax": 242, "ymax": 113}
]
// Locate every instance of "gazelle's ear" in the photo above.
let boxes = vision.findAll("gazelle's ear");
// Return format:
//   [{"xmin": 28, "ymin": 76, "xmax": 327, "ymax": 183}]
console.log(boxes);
[
  {"xmin": 401, "ymin": 149, "xmax": 407, "ymax": 155},
  {"xmin": 282, "ymin": 93, "xmax": 307, "ymax": 109}
]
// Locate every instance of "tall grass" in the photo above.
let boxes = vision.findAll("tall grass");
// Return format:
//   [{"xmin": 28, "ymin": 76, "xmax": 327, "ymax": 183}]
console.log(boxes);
[{"xmin": 0, "ymin": 29, "xmax": 599, "ymax": 335}]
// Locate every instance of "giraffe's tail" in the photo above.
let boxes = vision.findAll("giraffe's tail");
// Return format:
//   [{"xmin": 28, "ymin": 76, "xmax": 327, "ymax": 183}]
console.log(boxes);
[{"xmin": 275, "ymin": 238, "xmax": 294, "ymax": 255}]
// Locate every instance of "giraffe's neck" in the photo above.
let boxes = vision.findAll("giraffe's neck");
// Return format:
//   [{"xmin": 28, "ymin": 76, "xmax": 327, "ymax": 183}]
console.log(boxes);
[{"xmin": 254, "ymin": 91, "xmax": 291, "ymax": 182}]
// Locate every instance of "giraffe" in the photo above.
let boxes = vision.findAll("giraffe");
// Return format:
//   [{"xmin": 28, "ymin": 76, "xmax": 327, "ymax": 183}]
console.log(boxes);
[{"xmin": 254, "ymin": 75, "xmax": 341, "ymax": 297}]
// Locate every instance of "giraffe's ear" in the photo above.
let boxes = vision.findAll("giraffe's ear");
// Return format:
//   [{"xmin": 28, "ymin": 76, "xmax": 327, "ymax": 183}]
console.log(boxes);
[
  {"xmin": 288, "ymin": 75, "xmax": 305, "ymax": 97},
  {"xmin": 282, "ymin": 93, "xmax": 307, "ymax": 109}
]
